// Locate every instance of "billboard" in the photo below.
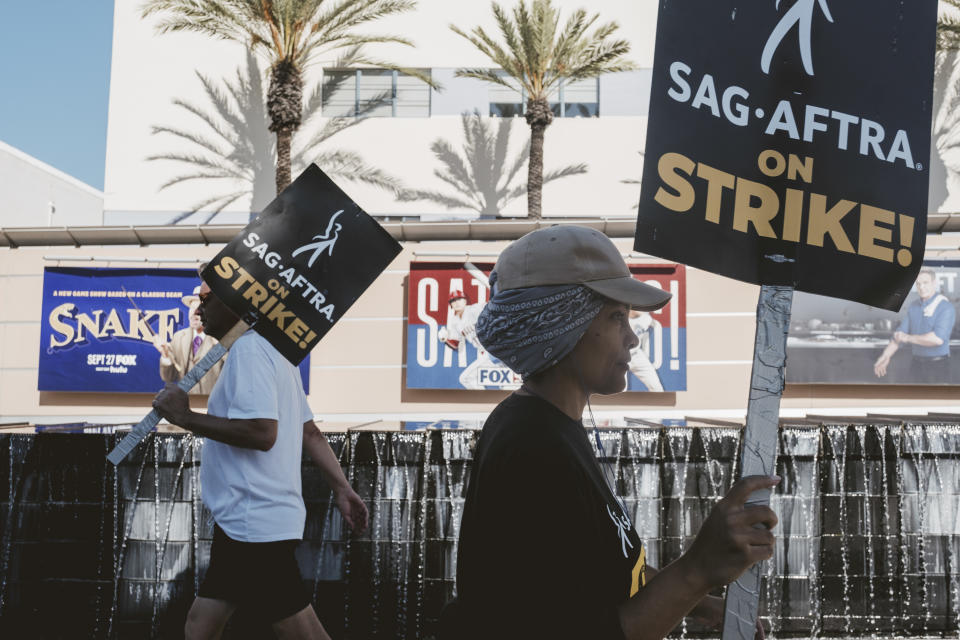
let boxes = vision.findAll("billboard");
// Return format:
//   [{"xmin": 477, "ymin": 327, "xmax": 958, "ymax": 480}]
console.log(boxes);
[
  {"xmin": 38, "ymin": 267, "xmax": 309, "ymax": 393},
  {"xmin": 406, "ymin": 262, "xmax": 686, "ymax": 391},
  {"xmin": 635, "ymin": 0, "xmax": 937, "ymax": 311},
  {"xmin": 787, "ymin": 261, "xmax": 960, "ymax": 385}
]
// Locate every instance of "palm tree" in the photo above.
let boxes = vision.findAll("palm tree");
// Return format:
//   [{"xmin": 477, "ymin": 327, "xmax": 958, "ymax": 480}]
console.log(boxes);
[
  {"xmin": 148, "ymin": 50, "xmax": 402, "ymax": 223},
  {"xmin": 143, "ymin": 0, "xmax": 430, "ymax": 195},
  {"xmin": 451, "ymin": 0, "xmax": 634, "ymax": 219},
  {"xmin": 398, "ymin": 111, "xmax": 586, "ymax": 218},
  {"xmin": 939, "ymin": 0, "xmax": 960, "ymax": 52}
]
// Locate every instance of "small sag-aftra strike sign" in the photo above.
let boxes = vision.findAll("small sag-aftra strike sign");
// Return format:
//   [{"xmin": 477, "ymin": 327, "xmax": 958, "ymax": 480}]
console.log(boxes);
[
  {"xmin": 107, "ymin": 165, "xmax": 401, "ymax": 464},
  {"xmin": 634, "ymin": 2, "xmax": 937, "ymax": 639},
  {"xmin": 202, "ymin": 164, "xmax": 401, "ymax": 365}
]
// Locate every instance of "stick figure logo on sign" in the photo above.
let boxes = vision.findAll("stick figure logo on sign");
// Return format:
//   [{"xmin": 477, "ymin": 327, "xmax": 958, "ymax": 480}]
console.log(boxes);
[
  {"xmin": 291, "ymin": 210, "xmax": 344, "ymax": 267},
  {"xmin": 761, "ymin": 0, "xmax": 834, "ymax": 75}
]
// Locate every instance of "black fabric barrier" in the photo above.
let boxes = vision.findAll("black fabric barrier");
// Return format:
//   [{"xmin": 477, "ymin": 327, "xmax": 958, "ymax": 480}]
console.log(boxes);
[{"xmin": 0, "ymin": 424, "xmax": 958, "ymax": 638}]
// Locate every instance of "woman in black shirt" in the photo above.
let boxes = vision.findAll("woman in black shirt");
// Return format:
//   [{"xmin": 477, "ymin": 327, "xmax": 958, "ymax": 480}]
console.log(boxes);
[{"xmin": 441, "ymin": 226, "xmax": 778, "ymax": 640}]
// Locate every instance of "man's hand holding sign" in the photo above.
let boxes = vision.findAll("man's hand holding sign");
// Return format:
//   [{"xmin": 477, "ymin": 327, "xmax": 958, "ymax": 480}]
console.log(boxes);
[{"xmin": 635, "ymin": 2, "xmax": 937, "ymax": 639}]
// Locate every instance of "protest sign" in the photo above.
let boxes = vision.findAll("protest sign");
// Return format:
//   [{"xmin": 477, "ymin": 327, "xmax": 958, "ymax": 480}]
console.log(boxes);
[
  {"xmin": 635, "ymin": 0, "xmax": 938, "ymax": 312},
  {"xmin": 202, "ymin": 164, "xmax": 402, "ymax": 365},
  {"xmin": 108, "ymin": 164, "xmax": 394, "ymax": 464},
  {"xmin": 406, "ymin": 261, "xmax": 687, "ymax": 391},
  {"xmin": 634, "ymin": 3, "xmax": 938, "ymax": 638}
]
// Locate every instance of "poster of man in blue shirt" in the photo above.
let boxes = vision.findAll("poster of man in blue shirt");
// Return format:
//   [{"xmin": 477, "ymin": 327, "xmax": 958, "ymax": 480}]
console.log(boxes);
[{"xmin": 874, "ymin": 269, "xmax": 956, "ymax": 383}]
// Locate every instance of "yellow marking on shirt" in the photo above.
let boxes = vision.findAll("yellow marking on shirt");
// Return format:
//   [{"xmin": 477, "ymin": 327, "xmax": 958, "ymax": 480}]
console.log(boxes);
[{"xmin": 630, "ymin": 547, "xmax": 646, "ymax": 596}]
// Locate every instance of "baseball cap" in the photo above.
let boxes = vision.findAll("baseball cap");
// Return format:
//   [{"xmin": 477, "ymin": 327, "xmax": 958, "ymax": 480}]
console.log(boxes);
[
  {"xmin": 493, "ymin": 225, "xmax": 672, "ymax": 311},
  {"xmin": 181, "ymin": 285, "xmax": 201, "ymax": 307},
  {"xmin": 449, "ymin": 290, "xmax": 467, "ymax": 304}
]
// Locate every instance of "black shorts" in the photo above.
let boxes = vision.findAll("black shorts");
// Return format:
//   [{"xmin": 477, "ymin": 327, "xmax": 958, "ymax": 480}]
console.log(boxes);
[{"xmin": 199, "ymin": 524, "xmax": 309, "ymax": 623}]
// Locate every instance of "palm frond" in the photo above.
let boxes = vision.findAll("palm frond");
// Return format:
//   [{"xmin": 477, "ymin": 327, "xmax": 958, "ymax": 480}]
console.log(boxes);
[
  {"xmin": 553, "ymin": 9, "xmax": 593, "ymax": 64},
  {"xmin": 149, "ymin": 126, "xmax": 234, "ymax": 163},
  {"xmin": 154, "ymin": 168, "xmax": 244, "ymax": 190},
  {"xmin": 940, "ymin": 0, "xmax": 960, "ymax": 51},
  {"xmin": 142, "ymin": 0, "xmax": 259, "ymax": 44},
  {"xmin": 491, "ymin": 3, "xmax": 523, "ymax": 69},
  {"xmin": 309, "ymin": 149, "xmax": 404, "ymax": 192},
  {"xmin": 431, "ymin": 137, "xmax": 475, "ymax": 189},
  {"xmin": 396, "ymin": 188, "xmax": 477, "ymax": 210},
  {"xmin": 145, "ymin": 0, "xmax": 424, "ymax": 88},
  {"xmin": 309, "ymin": 0, "xmax": 416, "ymax": 43},
  {"xmin": 503, "ymin": 163, "xmax": 587, "ymax": 202},
  {"xmin": 191, "ymin": 189, "xmax": 250, "ymax": 214},
  {"xmin": 542, "ymin": 163, "xmax": 588, "ymax": 182},
  {"xmin": 452, "ymin": 0, "xmax": 634, "ymax": 104},
  {"xmin": 453, "ymin": 67, "xmax": 517, "ymax": 89},
  {"xmin": 163, "ymin": 188, "xmax": 250, "ymax": 224},
  {"xmin": 147, "ymin": 152, "xmax": 242, "ymax": 175},
  {"xmin": 298, "ymin": 0, "xmax": 419, "ymax": 66},
  {"xmin": 451, "ymin": 23, "xmax": 519, "ymax": 80},
  {"xmin": 400, "ymin": 112, "xmax": 584, "ymax": 216},
  {"xmin": 193, "ymin": 71, "xmax": 249, "ymax": 139}
]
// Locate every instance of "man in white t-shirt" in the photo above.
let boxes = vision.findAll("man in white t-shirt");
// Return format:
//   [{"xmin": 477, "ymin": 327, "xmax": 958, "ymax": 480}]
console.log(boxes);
[{"xmin": 153, "ymin": 281, "xmax": 367, "ymax": 640}]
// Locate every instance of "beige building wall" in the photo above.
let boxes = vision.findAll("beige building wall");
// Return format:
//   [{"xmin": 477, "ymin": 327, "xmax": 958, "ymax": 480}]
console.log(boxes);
[{"xmin": 2, "ymin": 233, "xmax": 959, "ymax": 425}]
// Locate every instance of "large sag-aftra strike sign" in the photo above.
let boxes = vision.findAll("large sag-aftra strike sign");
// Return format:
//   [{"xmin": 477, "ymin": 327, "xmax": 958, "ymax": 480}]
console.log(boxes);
[
  {"xmin": 202, "ymin": 164, "xmax": 402, "ymax": 365},
  {"xmin": 634, "ymin": 5, "xmax": 939, "ymax": 640},
  {"xmin": 635, "ymin": 0, "xmax": 938, "ymax": 311}
]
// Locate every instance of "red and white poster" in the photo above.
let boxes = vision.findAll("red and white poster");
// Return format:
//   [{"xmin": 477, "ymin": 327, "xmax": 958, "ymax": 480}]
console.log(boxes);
[{"xmin": 406, "ymin": 261, "xmax": 687, "ymax": 391}]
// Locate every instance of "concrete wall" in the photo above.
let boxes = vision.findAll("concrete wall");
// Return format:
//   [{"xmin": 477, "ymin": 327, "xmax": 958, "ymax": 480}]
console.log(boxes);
[
  {"xmin": 3, "ymin": 235, "xmax": 959, "ymax": 424},
  {"xmin": 0, "ymin": 141, "xmax": 103, "ymax": 227}
]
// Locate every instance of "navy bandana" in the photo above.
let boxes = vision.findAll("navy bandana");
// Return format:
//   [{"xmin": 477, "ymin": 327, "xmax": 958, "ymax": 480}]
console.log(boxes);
[{"xmin": 476, "ymin": 278, "xmax": 605, "ymax": 378}]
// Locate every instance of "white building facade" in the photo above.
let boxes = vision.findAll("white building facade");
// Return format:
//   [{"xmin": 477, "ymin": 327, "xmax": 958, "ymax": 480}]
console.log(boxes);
[
  {"xmin": 104, "ymin": 0, "xmax": 662, "ymax": 223},
  {"xmin": 0, "ymin": 140, "xmax": 103, "ymax": 228}
]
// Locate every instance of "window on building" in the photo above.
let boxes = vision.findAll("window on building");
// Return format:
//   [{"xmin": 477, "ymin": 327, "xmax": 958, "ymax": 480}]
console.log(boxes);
[
  {"xmin": 489, "ymin": 73, "xmax": 525, "ymax": 117},
  {"xmin": 322, "ymin": 68, "xmax": 431, "ymax": 117},
  {"xmin": 553, "ymin": 77, "xmax": 599, "ymax": 117},
  {"xmin": 489, "ymin": 75, "xmax": 599, "ymax": 118}
]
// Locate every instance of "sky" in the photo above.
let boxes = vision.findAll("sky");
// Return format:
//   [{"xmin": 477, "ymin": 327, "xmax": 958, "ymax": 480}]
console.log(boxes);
[{"xmin": 0, "ymin": 1, "xmax": 114, "ymax": 190}]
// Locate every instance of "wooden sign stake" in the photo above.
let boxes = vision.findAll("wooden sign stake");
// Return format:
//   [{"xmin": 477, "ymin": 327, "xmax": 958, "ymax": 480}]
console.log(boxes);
[
  {"xmin": 106, "ymin": 319, "xmax": 251, "ymax": 465},
  {"xmin": 721, "ymin": 284, "xmax": 793, "ymax": 640}
]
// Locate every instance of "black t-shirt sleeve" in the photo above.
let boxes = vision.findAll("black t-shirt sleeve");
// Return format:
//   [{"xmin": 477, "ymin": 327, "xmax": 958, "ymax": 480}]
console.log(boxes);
[{"xmin": 472, "ymin": 434, "xmax": 626, "ymax": 639}]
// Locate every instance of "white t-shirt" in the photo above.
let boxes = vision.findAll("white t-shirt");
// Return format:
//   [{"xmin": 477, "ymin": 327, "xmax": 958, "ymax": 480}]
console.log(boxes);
[{"xmin": 201, "ymin": 331, "xmax": 312, "ymax": 542}]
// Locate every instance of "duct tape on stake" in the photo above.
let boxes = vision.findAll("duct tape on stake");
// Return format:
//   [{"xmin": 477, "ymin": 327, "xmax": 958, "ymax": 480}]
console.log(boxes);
[
  {"xmin": 721, "ymin": 285, "xmax": 792, "ymax": 640},
  {"xmin": 107, "ymin": 164, "xmax": 401, "ymax": 465}
]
